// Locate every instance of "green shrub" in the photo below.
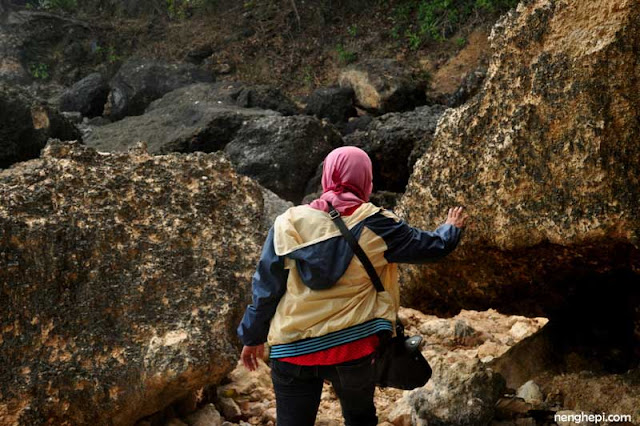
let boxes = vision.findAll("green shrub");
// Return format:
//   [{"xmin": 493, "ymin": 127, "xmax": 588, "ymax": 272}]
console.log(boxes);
[
  {"xmin": 336, "ymin": 44, "xmax": 357, "ymax": 64},
  {"xmin": 389, "ymin": 0, "xmax": 519, "ymax": 47},
  {"xmin": 29, "ymin": 63, "xmax": 50, "ymax": 80}
]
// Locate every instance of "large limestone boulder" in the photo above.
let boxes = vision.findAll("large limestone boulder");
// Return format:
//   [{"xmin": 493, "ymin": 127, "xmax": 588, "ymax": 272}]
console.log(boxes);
[
  {"xmin": 397, "ymin": 0, "xmax": 640, "ymax": 330},
  {"xmin": 225, "ymin": 115, "xmax": 343, "ymax": 203},
  {"xmin": 339, "ymin": 59, "xmax": 427, "ymax": 115},
  {"xmin": 0, "ymin": 84, "xmax": 81, "ymax": 168},
  {"xmin": 0, "ymin": 141, "xmax": 268, "ymax": 425},
  {"xmin": 105, "ymin": 60, "xmax": 214, "ymax": 120}
]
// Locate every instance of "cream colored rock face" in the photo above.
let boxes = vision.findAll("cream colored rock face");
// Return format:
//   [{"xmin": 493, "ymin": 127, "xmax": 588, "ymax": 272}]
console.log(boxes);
[{"xmin": 396, "ymin": 0, "xmax": 640, "ymax": 320}]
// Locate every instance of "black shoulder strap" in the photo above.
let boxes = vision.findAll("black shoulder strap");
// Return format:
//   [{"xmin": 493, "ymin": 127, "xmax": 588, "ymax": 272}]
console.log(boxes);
[
  {"xmin": 327, "ymin": 202, "xmax": 385, "ymax": 293},
  {"xmin": 328, "ymin": 202, "xmax": 405, "ymax": 336}
]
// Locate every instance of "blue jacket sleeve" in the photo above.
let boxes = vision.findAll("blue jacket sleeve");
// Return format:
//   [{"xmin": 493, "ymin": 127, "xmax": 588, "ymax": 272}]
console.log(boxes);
[
  {"xmin": 364, "ymin": 211, "xmax": 462, "ymax": 264},
  {"xmin": 237, "ymin": 227, "xmax": 289, "ymax": 346}
]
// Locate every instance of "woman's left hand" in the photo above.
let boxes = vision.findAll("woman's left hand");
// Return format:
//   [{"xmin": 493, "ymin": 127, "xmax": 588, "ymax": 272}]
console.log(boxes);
[{"xmin": 241, "ymin": 344, "xmax": 265, "ymax": 371}]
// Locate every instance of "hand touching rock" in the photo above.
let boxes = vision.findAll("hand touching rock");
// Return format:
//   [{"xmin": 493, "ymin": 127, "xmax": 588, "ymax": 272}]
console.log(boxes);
[{"xmin": 446, "ymin": 206, "xmax": 468, "ymax": 229}]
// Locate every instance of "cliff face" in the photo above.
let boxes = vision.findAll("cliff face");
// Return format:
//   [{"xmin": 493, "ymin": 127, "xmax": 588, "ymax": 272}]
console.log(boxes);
[
  {"xmin": 0, "ymin": 141, "xmax": 266, "ymax": 425},
  {"xmin": 397, "ymin": 0, "xmax": 639, "ymax": 330}
]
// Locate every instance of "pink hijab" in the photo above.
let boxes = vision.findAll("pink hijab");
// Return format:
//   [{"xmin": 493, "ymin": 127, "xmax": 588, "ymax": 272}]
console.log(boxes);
[{"xmin": 308, "ymin": 146, "xmax": 373, "ymax": 214}]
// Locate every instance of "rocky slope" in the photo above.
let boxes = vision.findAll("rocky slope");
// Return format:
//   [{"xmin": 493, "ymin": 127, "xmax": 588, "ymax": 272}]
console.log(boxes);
[
  {"xmin": 213, "ymin": 307, "xmax": 548, "ymax": 426},
  {"xmin": 0, "ymin": 141, "xmax": 269, "ymax": 425}
]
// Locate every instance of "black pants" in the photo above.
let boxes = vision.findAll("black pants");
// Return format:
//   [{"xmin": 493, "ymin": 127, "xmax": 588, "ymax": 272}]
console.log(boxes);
[{"xmin": 270, "ymin": 353, "xmax": 378, "ymax": 426}]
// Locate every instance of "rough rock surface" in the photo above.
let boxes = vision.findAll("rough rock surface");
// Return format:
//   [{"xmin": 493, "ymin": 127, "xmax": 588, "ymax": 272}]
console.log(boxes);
[
  {"xmin": 105, "ymin": 60, "xmax": 214, "ymax": 120},
  {"xmin": 303, "ymin": 86, "xmax": 357, "ymax": 124},
  {"xmin": 58, "ymin": 72, "xmax": 110, "ymax": 118},
  {"xmin": 397, "ymin": 0, "xmax": 640, "ymax": 331},
  {"xmin": 224, "ymin": 115, "xmax": 343, "ymax": 203},
  {"xmin": 0, "ymin": 141, "xmax": 268, "ymax": 425},
  {"xmin": 0, "ymin": 10, "xmax": 92, "ymax": 85},
  {"xmin": 445, "ymin": 66, "xmax": 487, "ymax": 108},
  {"xmin": 408, "ymin": 357, "xmax": 506, "ymax": 426},
  {"xmin": 344, "ymin": 104, "xmax": 447, "ymax": 193},
  {"xmin": 0, "ymin": 84, "xmax": 81, "ymax": 168},
  {"xmin": 259, "ymin": 187, "xmax": 294, "ymax": 231},
  {"xmin": 85, "ymin": 90, "xmax": 278, "ymax": 154},
  {"xmin": 537, "ymin": 368, "xmax": 640, "ymax": 422},
  {"xmin": 339, "ymin": 59, "xmax": 427, "ymax": 115},
  {"xmin": 145, "ymin": 82, "xmax": 298, "ymax": 117}
]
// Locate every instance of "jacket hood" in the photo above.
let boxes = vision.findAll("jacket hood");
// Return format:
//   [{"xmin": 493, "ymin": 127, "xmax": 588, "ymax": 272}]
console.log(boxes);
[{"xmin": 273, "ymin": 203, "xmax": 380, "ymax": 290}]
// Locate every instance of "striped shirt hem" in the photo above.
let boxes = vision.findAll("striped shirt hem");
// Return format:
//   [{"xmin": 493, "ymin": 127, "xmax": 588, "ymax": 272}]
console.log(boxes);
[{"xmin": 269, "ymin": 318, "xmax": 393, "ymax": 358}]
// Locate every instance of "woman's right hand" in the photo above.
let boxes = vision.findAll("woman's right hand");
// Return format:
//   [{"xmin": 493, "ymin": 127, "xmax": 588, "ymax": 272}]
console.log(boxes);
[
  {"xmin": 241, "ymin": 344, "xmax": 265, "ymax": 371},
  {"xmin": 446, "ymin": 206, "xmax": 468, "ymax": 228}
]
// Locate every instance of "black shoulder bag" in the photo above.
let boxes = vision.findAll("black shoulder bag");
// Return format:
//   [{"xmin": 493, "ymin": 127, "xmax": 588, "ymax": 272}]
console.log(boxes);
[{"xmin": 327, "ymin": 203, "xmax": 432, "ymax": 390}]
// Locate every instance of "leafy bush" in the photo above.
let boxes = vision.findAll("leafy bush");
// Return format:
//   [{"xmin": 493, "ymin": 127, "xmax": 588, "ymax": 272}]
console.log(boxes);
[
  {"xmin": 29, "ymin": 63, "xmax": 50, "ymax": 80},
  {"xmin": 389, "ymin": 0, "xmax": 519, "ymax": 47},
  {"xmin": 336, "ymin": 44, "xmax": 357, "ymax": 64}
]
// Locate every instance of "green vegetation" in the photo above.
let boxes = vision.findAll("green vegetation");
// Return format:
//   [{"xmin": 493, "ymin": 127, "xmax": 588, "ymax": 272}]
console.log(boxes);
[
  {"xmin": 29, "ymin": 63, "xmax": 50, "ymax": 80},
  {"xmin": 347, "ymin": 24, "xmax": 358, "ymax": 37},
  {"xmin": 301, "ymin": 65, "xmax": 314, "ymax": 87},
  {"xmin": 406, "ymin": 30, "xmax": 421, "ymax": 50},
  {"xmin": 336, "ymin": 44, "xmax": 357, "ymax": 65},
  {"xmin": 389, "ymin": 0, "xmax": 518, "ymax": 48},
  {"xmin": 93, "ymin": 44, "xmax": 122, "ymax": 64}
]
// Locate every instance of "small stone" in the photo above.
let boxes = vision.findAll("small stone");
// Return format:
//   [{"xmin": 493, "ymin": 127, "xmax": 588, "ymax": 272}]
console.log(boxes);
[
  {"xmin": 263, "ymin": 407, "xmax": 276, "ymax": 423},
  {"xmin": 387, "ymin": 396, "xmax": 412, "ymax": 426},
  {"xmin": 516, "ymin": 380, "xmax": 543, "ymax": 404},
  {"xmin": 185, "ymin": 404, "xmax": 222, "ymax": 426},
  {"xmin": 509, "ymin": 322, "xmax": 533, "ymax": 340},
  {"xmin": 217, "ymin": 397, "xmax": 242, "ymax": 421}
]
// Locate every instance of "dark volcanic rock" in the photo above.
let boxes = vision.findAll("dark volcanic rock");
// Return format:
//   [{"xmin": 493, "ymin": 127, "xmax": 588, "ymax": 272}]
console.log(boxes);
[
  {"xmin": 185, "ymin": 44, "xmax": 214, "ymax": 64},
  {"xmin": 0, "ymin": 84, "xmax": 81, "ymax": 168},
  {"xmin": 225, "ymin": 115, "xmax": 343, "ymax": 203},
  {"xmin": 303, "ymin": 86, "xmax": 357, "ymax": 124},
  {"xmin": 0, "ymin": 10, "xmax": 92, "ymax": 85},
  {"xmin": 147, "ymin": 82, "xmax": 298, "ymax": 116},
  {"xmin": 342, "ymin": 115, "xmax": 374, "ymax": 135},
  {"xmin": 397, "ymin": 0, "xmax": 640, "ymax": 344},
  {"xmin": 58, "ymin": 72, "xmax": 109, "ymax": 117},
  {"xmin": 85, "ymin": 101, "xmax": 277, "ymax": 154},
  {"xmin": 343, "ymin": 104, "xmax": 447, "ymax": 193},
  {"xmin": 105, "ymin": 60, "xmax": 214, "ymax": 120},
  {"xmin": 339, "ymin": 59, "xmax": 427, "ymax": 115},
  {"xmin": 0, "ymin": 140, "xmax": 267, "ymax": 426}
]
